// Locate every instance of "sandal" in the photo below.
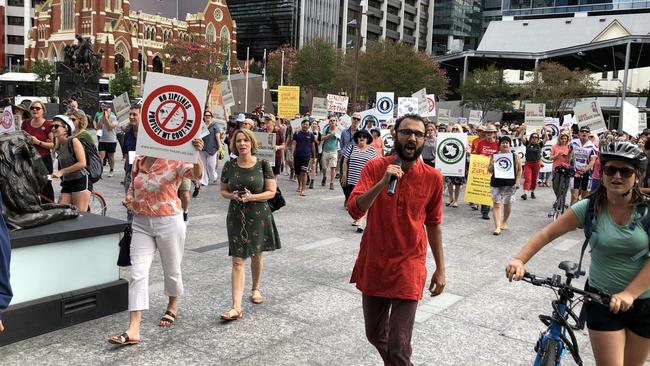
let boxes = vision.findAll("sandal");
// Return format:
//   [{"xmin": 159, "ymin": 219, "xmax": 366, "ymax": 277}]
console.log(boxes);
[
  {"xmin": 159, "ymin": 310, "xmax": 176, "ymax": 327},
  {"xmin": 451, "ymin": 202, "xmax": 458, "ymax": 208},
  {"xmin": 219, "ymin": 308, "xmax": 243, "ymax": 321},
  {"xmin": 251, "ymin": 289, "xmax": 264, "ymax": 304},
  {"xmin": 108, "ymin": 332, "xmax": 140, "ymax": 346}
]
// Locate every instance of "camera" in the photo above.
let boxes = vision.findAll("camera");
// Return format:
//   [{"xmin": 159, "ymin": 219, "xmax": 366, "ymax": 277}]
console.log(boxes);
[{"xmin": 235, "ymin": 190, "xmax": 246, "ymax": 197}]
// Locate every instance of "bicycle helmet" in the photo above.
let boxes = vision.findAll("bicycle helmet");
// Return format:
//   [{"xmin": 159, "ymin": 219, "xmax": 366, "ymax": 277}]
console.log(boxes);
[{"xmin": 599, "ymin": 141, "xmax": 647, "ymax": 170}]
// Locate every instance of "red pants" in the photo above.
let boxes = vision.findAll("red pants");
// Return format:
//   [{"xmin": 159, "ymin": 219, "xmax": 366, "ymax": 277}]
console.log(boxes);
[{"xmin": 524, "ymin": 160, "xmax": 541, "ymax": 191}]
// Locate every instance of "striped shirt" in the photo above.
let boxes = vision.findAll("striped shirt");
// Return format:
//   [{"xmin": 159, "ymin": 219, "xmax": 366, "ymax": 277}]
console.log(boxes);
[{"xmin": 345, "ymin": 145, "xmax": 377, "ymax": 186}]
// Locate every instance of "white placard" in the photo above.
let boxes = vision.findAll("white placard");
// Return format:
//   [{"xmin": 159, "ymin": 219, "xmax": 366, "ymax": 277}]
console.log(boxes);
[
  {"xmin": 640, "ymin": 113, "xmax": 648, "ymax": 134},
  {"xmin": 1, "ymin": 107, "xmax": 16, "ymax": 134},
  {"xmin": 412, "ymin": 88, "xmax": 428, "ymax": 115},
  {"xmin": 128, "ymin": 151, "xmax": 137, "ymax": 165},
  {"xmin": 469, "ymin": 110, "xmax": 483, "ymax": 125},
  {"xmin": 423, "ymin": 94, "xmax": 436, "ymax": 117},
  {"xmin": 211, "ymin": 106, "xmax": 227, "ymax": 131},
  {"xmin": 544, "ymin": 117, "xmax": 560, "ymax": 139},
  {"xmin": 574, "ymin": 100, "xmax": 607, "ymax": 134},
  {"xmin": 135, "ymin": 72, "xmax": 208, "ymax": 163},
  {"xmin": 397, "ymin": 97, "xmax": 418, "ymax": 117},
  {"xmin": 493, "ymin": 153, "xmax": 515, "ymax": 179},
  {"xmin": 290, "ymin": 118, "xmax": 304, "ymax": 131},
  {"xmin": 221, "ymin": 80, "xmax": 235, "ymax": 107},
  {"xmin": 435, "ymin": 133, "xmax": 467, "ymax": 177},
  {"xmin": 380, "ymin": 128, "xmax": 394, "ymax": 156},
  {"xmin": 437, "ymin": 108, "xmax": 450, "ymax": 124},
  {"xmin": 376, "ymin": 92, "xmax": 395, "ymax": 118},
  {"xmin": 540, "ymin": 140, "xmax": 554, "ymax": 173},
  {"xmin": 511, "ymin": 144, "xmax": 526, "ymax": 165},
  {"xmin": 360, "ymin": 108, "xmax": 380, "ymax": 130},
  {"xmin": 327, "ymin": 94, "xmax": 349, "ymax": 113},
  {"xmin": 525, "ymin": 103, "xmax": 545, "ymax": 135},
  {"xmin": 621, "ymin": 101, "xmax": 639, "ymax": 136},
  {"xmin": 113, "ymin": 92, "xmax": 131, "ymax": 125},
  {"xmin": 311, "ymin": 97, "xmax": 329, "ymax": 119},
  {"xmin": 253, "ymin": 132, "xmax": 276, "ymax": 167},
  {"xmin": 562, "ymin": 114, "xmax": 574, "ymax": 131},
  {"xmin": 199, "ymin": 122, "xmax": 210, "ymax": 138},
  {"xmin": 339, "ymin": 114, "xmax": 352, "ymax": 129}
]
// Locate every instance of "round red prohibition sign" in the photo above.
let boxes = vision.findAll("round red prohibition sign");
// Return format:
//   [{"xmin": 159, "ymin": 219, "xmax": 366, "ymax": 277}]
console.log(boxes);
[
  {"xmin": 2, "ymin": 110, "xmax": 13, "ymax": 129},
  {"xmin": 427, "ymin": 97, "xmax": 436, "ymax": 113},
  {"xmin": 141, "ymin": 85, "xmax": 201, "ymax": 146}
]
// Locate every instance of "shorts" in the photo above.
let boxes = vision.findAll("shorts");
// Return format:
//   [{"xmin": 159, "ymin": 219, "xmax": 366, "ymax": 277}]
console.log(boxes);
[
  {"xmin": 589, "ymin": 179, "xmax": 601, "ymax": 191},
  {"xmin": 272, "ymin": 161, "xmax": 282, "ymax": 175},
  {"xmin": 61, "ymin": 175, "xmax": 90, "ymax": 194},
  {"xmin": 98, "ymin": 142, "xmax": 117, "ymax": 153},
  {"xmin": 490, "ymin": 185, "xmax": 516, "ymax": 204},
  {"xmin": 322, "ymin": 151, "xmax": 338, "ymax": 169},
  {"xmin": 584, "ymin": 281, "xmax": 650, "ymax": 338},
  {"xmin": 178, "ymin": 177, "xmax": 191, "ymax": 192},
  {"xmin": 294, "ymin": 157, "xmax": 310, "ymax": 173},
  {"xmin": 573, "ymin": 171, "xmax": 591, "ymax": 191}
]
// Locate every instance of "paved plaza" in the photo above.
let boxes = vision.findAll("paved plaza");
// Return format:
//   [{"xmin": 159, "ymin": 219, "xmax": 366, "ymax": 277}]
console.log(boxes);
[{"xmin": 0, "ymin": 160, "xmax": 617, "ymax": 366}]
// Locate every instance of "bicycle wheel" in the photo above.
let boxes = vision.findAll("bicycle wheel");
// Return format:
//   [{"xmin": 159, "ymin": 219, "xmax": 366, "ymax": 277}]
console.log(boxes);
[
  {"xmin": 540, "ymin": 338, "xmax": 559, "ymax": 366},
  {"xmin": 88, "ymin": 191, "xmax": 107, "ymax": 216}
]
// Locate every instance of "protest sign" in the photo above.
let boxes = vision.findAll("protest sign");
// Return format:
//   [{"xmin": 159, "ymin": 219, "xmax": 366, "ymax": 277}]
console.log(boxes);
[
  {"xmin": 540, "ymin": 140, "xmax": 554, "ymax": 173},
  {"xmin": 574, "ymin": 100, "xmax": 606, "ymax": 134},
  {"xmin": 339, "ymin": 114, "xmax": 352, "ymax": 129},
  {"xmin": 360, "ymin": 108, "xmax": 380, "ymax": 130},
  {"xmin": 544, "ymin": 117, "xmax": 560, "ymax": 139},
  {"xmin": 254, "ymin": 132, "xmax": 276, "ymax": 167},
  {"xmin": 278, "ymin": 86, "xmax": 300, "ymax": 118},
  {"xmin": 412, "ymin": 88, "xmax": 428, "ymax": 116},
  {"xmin": 327, "ymin": 94, "xmax": 349, "ymax": 113},
  {"xmin": 562, "ymin": 114, "xmax": 574, "ymax": 130},
  {"xmin": 468, "ymin": 135, "xmax": 479, "ymax": 147},
  {"xmin": 493, "ymin": 153, "xmax": 515, "ymax": 179},
  {"xmin": 435, "ymin": 133, "xmax": 467, "ymax": 177},
  {"xmin": 220, "ymin": 80, "xmax": 235, "ymax": 107},
  {"xmin": 423, "ymin": 94, "xmax": 436, "ymax": 117},
  {"xmin": 376, "ymin": 92, "xmax": 395, "ymax": 118},
  {"xmin": 290, "ymin": 118, "xmax": 304, "ymax": 131},
  {"xmin": 525, "ymin": 103, "xmax": 545, "ymax": 135},
  {"xmin": 136, "ymin": 72, "xmax": 207, "ymax": 163},
  {"xmin": 511, "ymin": 144, "xmax": 526, "ymax": 165},
  {"xmin": 469, "ymin": 110, "xmax": 483, "ymax": 125},
  {"xmin": 211, "ymin": 105, "xmax": 227, "ymax": 131},
  {"xmin": 397, "ymin": 97, "xmax": 418, "ymax": 117},
  {"xmin": 113, "ymin": 92, "xmax": 131, "ymax": 126},
  {"xmin": 1, "ymin": 107, "xmax": 15, "ymax": 134},
  {"xmin": 380, "ymin": 128, "xmax": 394, "ymax": 156},
  {"xmin": 640, "ymin": 113, "xmax": 648, "ymax": 134},
  {"xmin": 438, "ymin": 108, "xmax": 450, "ymax": 124},
  {"xmin": 311, "ymin": 97, "xmax": 329, "ymax": 119},
  {"xmin": 621, "ymin": 101, "xmax": 639, "ymax": 137},
  {"xmin": 464, "ymin": 154, "xmax": 493, "ymax": 206}
]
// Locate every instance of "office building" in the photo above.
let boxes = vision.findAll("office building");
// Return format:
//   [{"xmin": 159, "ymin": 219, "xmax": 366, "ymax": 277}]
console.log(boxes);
[
  {"xmin": 502, "ymin": 0, "xmax": 650, "ymax": 18},
  {"xmin": 2, "ymin": 0, "xmax": 47, "ymax": 71},
  {"xmin": 432, "ymin": 0, "xmax": 482, "ymax": 54}
]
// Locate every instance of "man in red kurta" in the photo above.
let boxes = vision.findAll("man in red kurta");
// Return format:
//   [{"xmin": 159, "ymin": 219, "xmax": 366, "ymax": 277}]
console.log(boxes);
[{"xmin": 347, "ymin": 114, "xmax": 446, "ymax": 366}]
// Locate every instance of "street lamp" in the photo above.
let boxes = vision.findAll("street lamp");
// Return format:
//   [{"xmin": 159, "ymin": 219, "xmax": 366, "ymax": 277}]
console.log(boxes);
[
  {"xmin": 349, "ymin": 1, "xmax": 366, "ymax": 113},
  {"xmin": 17, "ymin": 59, "xmax": 21, "ymax": 72}
]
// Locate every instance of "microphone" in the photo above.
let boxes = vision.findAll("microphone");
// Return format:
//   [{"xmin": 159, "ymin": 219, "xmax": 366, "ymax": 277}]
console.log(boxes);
[{"xmin": 387, "ymin": 156, "xmax": 402, "ymax": 196}]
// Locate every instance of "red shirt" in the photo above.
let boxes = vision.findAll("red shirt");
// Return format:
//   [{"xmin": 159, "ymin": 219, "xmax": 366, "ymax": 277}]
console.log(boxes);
[
  {"xmin": 476, "ymin": 139, "xmax": 499, "ymax": 156},
  {"xmin": 347, "ymin": 155, "xmax": 443, "ymax": 300},
  {"xmin": 21, "ymin": 119, "xmax": 52, "ymax": 157}
]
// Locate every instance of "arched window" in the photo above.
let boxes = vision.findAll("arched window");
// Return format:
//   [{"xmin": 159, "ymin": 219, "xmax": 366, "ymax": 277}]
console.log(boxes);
[
  {"xmin": 62, "ymin": 0, "xmax": 75, "ymax": 31},
  {"xmin": 206, "ymin": 23, "xmax": 215, "ymax": 43},
  {"xmin": 152, "ymin": 56, "xmax": 163, "ymax": 73},
  {"xmin": 220, "ymin": 26, "xmax": 230, "ymax": 53},
  {"xmin": 115, "ymin": 0, "xmax": 122, "ymax": 11}
]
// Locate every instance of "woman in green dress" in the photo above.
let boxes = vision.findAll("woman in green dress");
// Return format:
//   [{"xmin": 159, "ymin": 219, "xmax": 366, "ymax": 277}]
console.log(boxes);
[{"xmin": 219, "ymin": 129, "xmax": 281, "ymax": 321}]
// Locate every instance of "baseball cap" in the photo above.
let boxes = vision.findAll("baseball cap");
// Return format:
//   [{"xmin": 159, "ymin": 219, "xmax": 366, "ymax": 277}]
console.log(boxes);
[
  {"xmin": 53, "ymin": 114, "xmax": 75, "ymax": 135},
  {"xmin": 236, "ymin": 113, "xmax": 246, "ymax": 122}
]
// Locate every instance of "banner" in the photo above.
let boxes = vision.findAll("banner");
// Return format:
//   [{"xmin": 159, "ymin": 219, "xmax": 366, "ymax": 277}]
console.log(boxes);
[
  {"xmin": 376, "ymin": 92, "xmax": 395, "ymax": 118},
  {"xmin": 1, "ymin": 107, "xmax": 15, "ymax": 134},
  {"xmin": 621, "ymin": 101, "xmax": 639, "ymax": 137},
  {"xmin": 423, "ymin": 94, "xmax": 436, "ymax": 117},
  {"xmin": 540, "ymin": 140, "xmax": 554, "ymax": 173},
  {"xmin": 493, "ymin": 153, "xmax": 515, "ymax": 179},
  {"xmin": 437, "ymin": 108, "xmax": 450, "ymax": 124},
  {"xmin": 435, "ymin": 133, "xmax": 467, "ymax": 177},
  {"xmin": 220, "ymin": 80, "xmax": 235, "ymax": 107},
  {"xmin": 113, "ymin": 92, "xmax": 131, "ymax": 126},
  {"xmin": 397, "ymin": 97, "xmax": 418, "ymax": 117},
  {"xmin": 253, "ymin": 132, "xmax": 276, "ymax": 167},
  {"xmin": 469, "ymin": 110, "xmax": 483, "ymax": 125},
  {"xmin": 544, "ymin": 117, "xmax": 560, "ymax": 140},
  {"xmin": 136, "ymin": 72, "xmax": 207, "ymax": 163},
  {"xmin": 562, "ymin": 114, "xmax": 574, "ymax": 131},
  {"xmin": 464, "ymin": 154, "xmax": 493, "ymax": 206},
  {"xmin": 525, "ymin": 103, "xmax": 545, "ymax": 135},
  {"xmin": 412, "ymin": 88, "xmax": 428, "ymax": 116},
  {"xmin": 574, "ymin": 100, "xmax": 606, "ymax": 134},
  {"xmin": 327, "ymin": 94, "xmax": 349, "ymax": 113},
  {"xmin": 278, "ymin": 86, "xmax": 300, "ymax": 118},
  {"xmin": 640, "ymin": 113, "xmax": 648, "ymax": 134},
  {"xmin": 360, "ymin": 108, "xmax": 380, "ymax": 130},
  {"xmin": 311, "ymin": 97, "xmax": 328, "ymax": 119}
]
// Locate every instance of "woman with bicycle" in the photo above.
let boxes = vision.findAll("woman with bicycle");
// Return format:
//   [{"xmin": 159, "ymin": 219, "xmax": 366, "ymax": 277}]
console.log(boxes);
[
  {"xmin": 51, "ymin": 115, "xmax": 91, "ymax": 212},
  {"xmin": 506, "ymin": 141, "xmax": 650, "ymax": 366},
  {"xmin": 550, "ymin": 132, "xmax": 571, "ymax": 207},
  {"xmin": 219, "ymin": 129, "xmax": 281, "ymax": 321}
]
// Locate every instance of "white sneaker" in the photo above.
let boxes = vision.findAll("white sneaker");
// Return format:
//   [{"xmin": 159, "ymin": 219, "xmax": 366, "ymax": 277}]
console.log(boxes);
[{"xmin": 108, "ymin": 170, "xmax": 114, "ymax": 177}]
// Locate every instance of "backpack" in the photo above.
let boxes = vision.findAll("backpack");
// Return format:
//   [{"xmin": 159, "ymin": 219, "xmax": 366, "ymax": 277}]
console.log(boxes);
[
  {"xmin": 68, "ymin": 138, "xmax": 102, "ymax": 183},
  {"xmin": 578, "ymin": 197, "xmax": 650, "ymax": 274}
]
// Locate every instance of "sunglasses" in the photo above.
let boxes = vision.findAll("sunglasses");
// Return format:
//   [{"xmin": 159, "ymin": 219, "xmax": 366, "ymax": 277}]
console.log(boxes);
[
  {"xmin": 603, "ymin": 166, "xmax": 635, "ymax": 178},
  {"xmin": 204, "ymin": 114, "xmax": 212, "ymax": 118},
  {"xmin": 51, "ymin": 124, "xmax": 63, "ymax": 129},
  {"xmin": 352, "ymin": 117, "xmax": 360, "ymax": 121},
  {"xmin": 30, "ymin": 106, "xmax": 42, "ymax": 111}
]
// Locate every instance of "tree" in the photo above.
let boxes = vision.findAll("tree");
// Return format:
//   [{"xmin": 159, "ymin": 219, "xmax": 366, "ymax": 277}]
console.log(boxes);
[
  {"xmin": 31, "ymin": 60, "xmax": 55, "ymax": 97},
  {"xmin": 164, "ymin": 33, "xmax": 228, "ymax": 105},
  {"xmin": 293, "ymin": 38, "xmax": 338, "ymax": 97},
  {"xmin": 520, "ymin": 61, "xmax": 598, "ymax": 117},
  {"xmin": 358, "ymin": 40, "xmax": 448, "ymax": 102},
  {"xmin": 266, "ymin": 45, "xmax": 298, "ymax": 89},
  {"xmin": 458, "ymin": 65, "xmax": 514, "ymax": 118},
  {"xmin": 109, "ymin": 68, "xmax": 136, "ymax": 99}
]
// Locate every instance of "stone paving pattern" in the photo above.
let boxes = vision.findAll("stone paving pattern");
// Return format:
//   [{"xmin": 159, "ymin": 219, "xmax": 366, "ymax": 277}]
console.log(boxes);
[{"xmin": 2, "ymin": 156, "xmax": 645, "ymax": 365}]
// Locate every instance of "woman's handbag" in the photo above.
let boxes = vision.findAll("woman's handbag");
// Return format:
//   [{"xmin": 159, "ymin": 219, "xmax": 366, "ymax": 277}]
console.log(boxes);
[
  {"xmin": 268, "ymin": 187, "xmax": 286, "ymax": 212},
  {"xmin": 117, "ymin": 225, "xmax": 132, "ymax": 267}
]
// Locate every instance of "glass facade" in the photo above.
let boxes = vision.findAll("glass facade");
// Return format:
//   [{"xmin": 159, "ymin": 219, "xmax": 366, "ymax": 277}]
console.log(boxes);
[
  {"xmin": 502, "ymin": 0, "xmax": 650, "ymax": 17},
  {"xmin": 432, "ymin": 0, "xmax": 482, "ymax": 55}
]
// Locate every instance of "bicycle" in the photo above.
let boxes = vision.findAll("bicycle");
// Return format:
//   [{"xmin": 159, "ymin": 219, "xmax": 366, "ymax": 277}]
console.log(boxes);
[
  {"xmin": 522, "ymin": 261, "xmax": 610, "ymax": 366},
  {"xmin": 548, "ymin": 167, "xmax": 572, "ymax": 221},
  {"xmin": 88, "ymin": 190, "xmax": 107, "ymax": 216}
]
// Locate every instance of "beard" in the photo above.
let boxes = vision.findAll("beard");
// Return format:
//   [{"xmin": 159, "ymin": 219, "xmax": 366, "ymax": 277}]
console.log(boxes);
[{"xmin": 395, "ymin": 139, "xmax": 424, "ymax": 162}]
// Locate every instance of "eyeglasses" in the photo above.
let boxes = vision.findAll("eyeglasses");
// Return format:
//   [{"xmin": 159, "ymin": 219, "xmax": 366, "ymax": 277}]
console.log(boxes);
[
  {"xmin": 51, "ymin": 124, "xmax": 62, "ymax": 129},
  {"xmin": 603, "ymin": 166, "xmax": 635, "ymax": 178},
  {"xmin": 204, "ymin": 114, "xmax": 212, "ymax": 118},
  {"xmin": 397, "ymin": 129, "xmax": 425, "ymax": 140},
  {"xmin": 30, "ymin": 106, "xmax": 42, "ymax": 111}
]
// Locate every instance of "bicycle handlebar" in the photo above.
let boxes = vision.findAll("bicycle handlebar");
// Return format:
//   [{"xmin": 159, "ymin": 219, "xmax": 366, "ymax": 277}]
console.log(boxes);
[{"xmin": 523, "ymin": 272, "xmax": 611, "ymax": 306}]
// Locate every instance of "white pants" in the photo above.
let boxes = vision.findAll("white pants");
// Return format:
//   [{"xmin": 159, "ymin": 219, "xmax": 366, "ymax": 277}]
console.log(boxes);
[
  {"xmin": 129, "ymin": 214, "xmax": 186, "ymax": 311},
  {"xmin": 198, "ymin": 151, "xmax": 218, "ymax": 186}
]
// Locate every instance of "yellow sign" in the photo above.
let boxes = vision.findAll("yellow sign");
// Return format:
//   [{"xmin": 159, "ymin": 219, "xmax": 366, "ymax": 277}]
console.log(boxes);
[
  {"xmin": 464, "ymin": 154, "xmax": 493, "ymax": 206},
  {"xmin": 278, "ymin": 86, "xmax": 300, "ymax": 118},
  {"xmin": 467, "ymin": 135, "xmax": 479, "ymax": 147}
]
